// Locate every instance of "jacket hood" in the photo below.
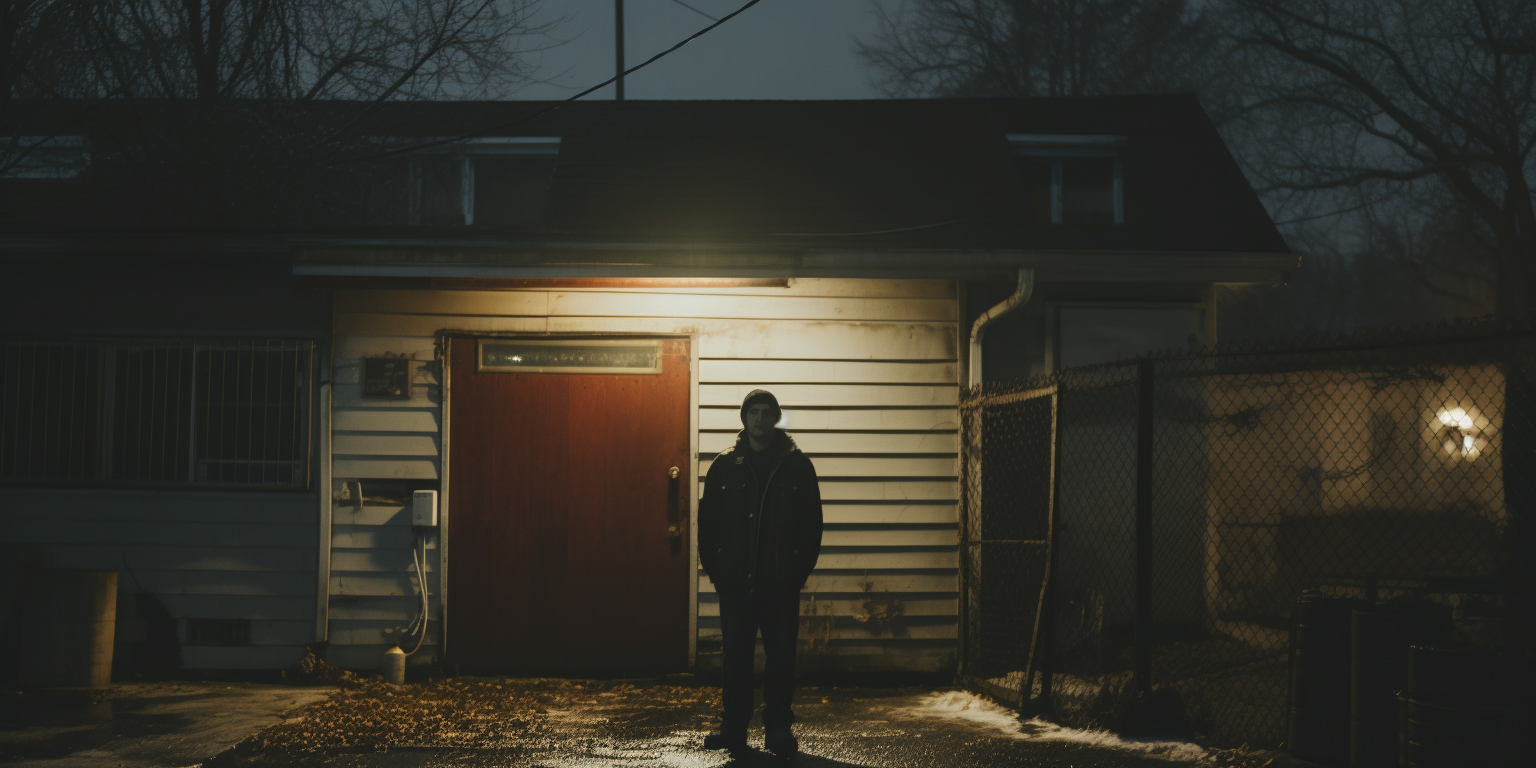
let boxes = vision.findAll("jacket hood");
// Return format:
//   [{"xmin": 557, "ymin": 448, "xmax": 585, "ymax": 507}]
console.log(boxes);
[{"xmin": 730, "ymin": 428, "xmax": 798, "ymax": 461}]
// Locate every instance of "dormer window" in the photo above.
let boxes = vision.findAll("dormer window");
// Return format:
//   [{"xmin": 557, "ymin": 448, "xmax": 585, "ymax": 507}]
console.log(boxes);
[
  {"xmin": 1008, "ymin": 134, "xmax": 1124, "ymax": 225},
  {"xmin": 407, "ymin": 137, "xmax": 559, "ymax": 227},
  {"xmin": 1, "ymin": 136, "xmax": 90, "ymax": 179}
]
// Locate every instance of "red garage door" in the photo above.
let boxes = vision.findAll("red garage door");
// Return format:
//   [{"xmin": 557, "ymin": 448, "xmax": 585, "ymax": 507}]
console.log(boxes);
[{"xmin": 447, "ymin": 337, "xmax": 691, "ymax": 675}]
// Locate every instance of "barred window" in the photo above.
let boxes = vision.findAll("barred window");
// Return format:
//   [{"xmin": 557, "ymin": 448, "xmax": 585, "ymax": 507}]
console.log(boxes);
[{"xmin": 0, "ymin": 339, "xmax": 313, "ymax": 489}]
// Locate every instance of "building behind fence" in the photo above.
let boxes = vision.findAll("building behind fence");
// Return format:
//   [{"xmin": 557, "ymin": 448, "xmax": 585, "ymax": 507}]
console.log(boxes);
[{"xmin": 960, "ymin": 321, "xmax": 1529, "ymax": 748}]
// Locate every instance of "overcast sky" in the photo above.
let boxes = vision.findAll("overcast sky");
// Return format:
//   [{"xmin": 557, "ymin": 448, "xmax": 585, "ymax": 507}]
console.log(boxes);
[{"xmin": 511, "ymin": 0, "xmax": 896, "ymax": 100}]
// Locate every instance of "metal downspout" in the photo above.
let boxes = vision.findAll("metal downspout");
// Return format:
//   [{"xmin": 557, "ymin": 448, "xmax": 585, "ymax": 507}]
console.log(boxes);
[
  {"xmin": 960, "ymin": 267, "xmax": 1033, "ymax": 685},
  {"xmin": 968, "ymin": 268, "xmax": 1035, "ymax": 387}
]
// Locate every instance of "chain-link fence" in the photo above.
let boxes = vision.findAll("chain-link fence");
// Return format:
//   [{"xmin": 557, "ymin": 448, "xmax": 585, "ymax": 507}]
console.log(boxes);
[{"xmin": 960, "ymin": 320, "xmax": 1533, "ymax": 750}]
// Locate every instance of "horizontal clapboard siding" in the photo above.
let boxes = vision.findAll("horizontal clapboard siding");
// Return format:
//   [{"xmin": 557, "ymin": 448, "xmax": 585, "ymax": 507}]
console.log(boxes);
[
  {"xmin": 822, "ymin": 505, "xmax": 958, "ymax": 524},
  {"xmin": 703, "ymin": 480, "xmax": 955, "ymax": 502},
  {"xmin": 699, "ymin": 384, "xmax": 958, "ymax": 407},
  {"xmin": 330, "ymin": 356, "xmax": 443, "ymax": 482},
  {"xmin": 328, "ymin": 279, "xmax": 960, "ymax": 674},
  {"xmin": 701, "ymin": 456, "xmax": 957, "ymax": 478},
  {"xmin": 336, "ymin": 289, "xmax": 957, "ymax": 322},
  {"xmin": 701, "ymin": 407, "xmax": 959, "ymax": 432},
  {"xmin": 700, "ymin": 571, "xmax": 958, "ymax": 593},
  {"xmin": 701, "ymin": 360, "xmax": 957, "ymax": 384},
  {"xmin": 327, "ymin": 503, "xmax": 440, "ymax": 667},
  {"xmin": 331, "ymin": 572, "xmax": 440, "ymax": 597},
  {"xmin": 336, "ymin": 316, "xmax": 956, "ymax": 360},
  {"xmin": 0, "ymin": 487, "xmax": 316, "ymax": 670},
  {"xmin": 697, "ymin": 595, "xmax": 958, "ymax": 617},
  {"xmin": 700, "ymin": 432, "xmax": 959, "ymax": 454}
]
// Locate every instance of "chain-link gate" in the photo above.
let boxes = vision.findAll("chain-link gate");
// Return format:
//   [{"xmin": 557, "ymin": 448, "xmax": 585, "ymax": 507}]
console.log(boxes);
[
  {"xmin": 960, "ymin": 320, "xmax": 1532, "ymax": 750},
  {"xmin": 959, "ymin": 383, "xmax": 1056, "ymax": 707}
]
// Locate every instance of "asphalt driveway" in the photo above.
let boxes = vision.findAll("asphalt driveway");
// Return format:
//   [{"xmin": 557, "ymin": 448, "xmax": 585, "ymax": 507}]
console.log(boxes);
[
  {"xmin": 194, "ymin": 676, "xmax": 1309, "ymax": 768},
  {"xmin": 0, "ymin": 681, "xmax": 333, "ymax": 768}
]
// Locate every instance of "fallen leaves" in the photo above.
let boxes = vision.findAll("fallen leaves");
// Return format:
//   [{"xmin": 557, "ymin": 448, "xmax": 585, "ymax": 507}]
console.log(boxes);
[{"xmin": 247, "ymin": 678, "xmax": 721, "ymax": 754}]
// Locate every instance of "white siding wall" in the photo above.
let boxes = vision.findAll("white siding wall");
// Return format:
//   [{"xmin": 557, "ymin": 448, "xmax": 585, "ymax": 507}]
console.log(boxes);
[
  {"xmin": 328, "ymin": 279, "xmax": 961, "ymax": 673},
  {"xmin": 0, "ymin": 487, "xmax": 316, "ymax": 669},
  {"xmin": 327, "ymin": 357, "xmax": 442, "ymax": 670}
]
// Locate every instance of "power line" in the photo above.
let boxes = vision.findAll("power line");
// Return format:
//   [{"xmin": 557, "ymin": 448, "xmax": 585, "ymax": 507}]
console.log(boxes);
[
  {"xmin": 343, "ymin": 0, "xmax": 763, "ymax": 164},
  {"xmin": 667, "ymin": 0, "xmax": 719, "ymax": 21}
]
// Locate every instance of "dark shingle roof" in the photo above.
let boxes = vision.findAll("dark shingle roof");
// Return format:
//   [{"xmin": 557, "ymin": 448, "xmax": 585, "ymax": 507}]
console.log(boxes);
[{"xmin": 1, "ymin": 96, "xmax": 1287, "ymax": 255}]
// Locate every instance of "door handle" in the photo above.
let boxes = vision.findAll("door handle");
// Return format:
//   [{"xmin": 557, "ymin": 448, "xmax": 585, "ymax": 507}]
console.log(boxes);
[{"xmin": 666, "ymin": 466, "xmax": 682, "ymax": 538}]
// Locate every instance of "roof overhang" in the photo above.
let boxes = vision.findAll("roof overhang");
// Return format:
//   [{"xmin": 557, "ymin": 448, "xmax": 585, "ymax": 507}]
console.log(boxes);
[
  {"xmin": 291, "ymin": 241, "xmax": 1299, "ymax": 283},
  {"xmin": 0, "ymin": 234, "xmax": 1299, "ymax": 283}
]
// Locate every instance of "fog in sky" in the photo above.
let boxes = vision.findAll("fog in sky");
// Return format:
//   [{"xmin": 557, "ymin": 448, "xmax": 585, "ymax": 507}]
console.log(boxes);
[{"xmin": 512, "ymin": 0, "xmax": 894, "ymax": 100}]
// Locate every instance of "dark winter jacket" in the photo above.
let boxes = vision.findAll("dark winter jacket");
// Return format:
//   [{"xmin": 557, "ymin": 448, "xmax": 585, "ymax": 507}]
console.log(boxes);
[{"xmin": 698, "ymin": 430, "xmax": 823, "ymax": 596}]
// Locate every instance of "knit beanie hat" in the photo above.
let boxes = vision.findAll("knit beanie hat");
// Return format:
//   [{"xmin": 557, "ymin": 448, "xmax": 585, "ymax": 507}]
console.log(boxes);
[{"xmin": 740, "ymin": 389, "xmax": 781, "ymax": 424}]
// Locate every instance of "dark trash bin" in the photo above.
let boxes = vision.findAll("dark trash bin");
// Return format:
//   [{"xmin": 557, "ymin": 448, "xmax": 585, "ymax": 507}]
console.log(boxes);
[
  {"xmin": 1399, "ymin": 644, "xmax": 1535, "ymax": 768},
  {"xmin": 1287, "ymin": 592, "xmax": 1369, "ymax": 768},
  {"xmin": 1349, "ymin": 601, "xmax": 1451, "ymax": 768}
]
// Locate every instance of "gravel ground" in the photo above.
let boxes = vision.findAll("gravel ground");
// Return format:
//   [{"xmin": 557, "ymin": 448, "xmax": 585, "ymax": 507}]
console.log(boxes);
[
  {"xmin": 230, "ymin": 677, "xmax": 717, "ymax": 755},
  {"xmin": 203, "ymin": 676, "xmax": 1316, "ymax": 768}
]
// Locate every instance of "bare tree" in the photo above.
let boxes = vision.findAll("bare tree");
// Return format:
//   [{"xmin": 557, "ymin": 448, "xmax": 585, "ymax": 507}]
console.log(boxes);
[
  {"xmin": 1218, "ymin": 0, "xmax": 1536, "ymax": 646},
  {"xmin": 1221, "ymin": 191, "xmax": 1498, "ymax": 338},
  {"xmin": 4, "ymin": 1, "xmax": 552, "ymax": 105},
  {"xmin": 1222, "ymin": 0, "xmax": 1536, "ymax": 321},
  {"xmin": 857, "ymin": 0, "xmax": 1218, "ymax": 98},
  {"xmin": 2, "ymin": 1, "xmax": 90, "ymax": 110},
  {"xmin": 2, "ymin": 1, "xmax": 559, "ymax": 194}
]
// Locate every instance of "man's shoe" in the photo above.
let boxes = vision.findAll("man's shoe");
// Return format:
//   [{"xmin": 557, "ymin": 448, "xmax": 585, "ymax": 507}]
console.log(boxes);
[
  {"xmin": 702, "ymin": 731, "xmax": 748, "ymax": 752},
  {"xmin": 764, "ymin": 727, "xmax": 798, "ymax": 755}
]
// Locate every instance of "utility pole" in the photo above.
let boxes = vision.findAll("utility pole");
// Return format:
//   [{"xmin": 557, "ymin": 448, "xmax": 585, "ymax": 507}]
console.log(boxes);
[{"xmin": 614, "ymin": 0, "xmax": 625, "ymax": 100}]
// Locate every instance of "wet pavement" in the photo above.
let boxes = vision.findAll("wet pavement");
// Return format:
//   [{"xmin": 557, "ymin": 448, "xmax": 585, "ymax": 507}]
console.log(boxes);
[
  {"xmin": 0, "ymin": 681, "xmax": 334, "ymax": 768},
  {"xmin": 190, "ymin": 676, "xmax": 1312, "ymax": 768}
]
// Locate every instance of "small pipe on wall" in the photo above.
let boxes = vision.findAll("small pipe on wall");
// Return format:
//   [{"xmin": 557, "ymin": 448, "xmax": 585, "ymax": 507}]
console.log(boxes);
[{"xmin": 968, "ymin": 268, "xmax": 1035, "ymax": 387}]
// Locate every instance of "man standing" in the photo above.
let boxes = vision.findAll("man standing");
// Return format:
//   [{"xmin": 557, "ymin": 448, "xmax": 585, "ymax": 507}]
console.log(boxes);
[{"xmin": 698, "ymin": 389, "xmax": 823, "ymax": 755}]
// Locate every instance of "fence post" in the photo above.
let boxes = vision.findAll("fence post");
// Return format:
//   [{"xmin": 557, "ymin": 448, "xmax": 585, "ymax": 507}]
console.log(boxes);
[
  {"xmin": 1134, "ymin": 359, "xmax": 1155, "ymax": 695},
  {"xmin": 1037, "ymin": 388, "xmax": 1062, "ymax": 711},
  {"xmin": 957, "ymin": 392, "xmax": 979, "ymax": 680}
]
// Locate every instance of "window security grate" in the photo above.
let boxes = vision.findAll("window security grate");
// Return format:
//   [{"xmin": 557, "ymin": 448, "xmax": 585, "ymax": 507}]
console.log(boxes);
[{"xmin": 0, "ymin": 338, "xmax": 313, "ymax": 489}]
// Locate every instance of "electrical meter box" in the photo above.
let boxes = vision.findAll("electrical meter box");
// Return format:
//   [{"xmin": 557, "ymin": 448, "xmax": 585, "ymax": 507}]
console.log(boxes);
[{"xmin": 412, "ymin": 490, "xmax": 438, "ymax": 527}]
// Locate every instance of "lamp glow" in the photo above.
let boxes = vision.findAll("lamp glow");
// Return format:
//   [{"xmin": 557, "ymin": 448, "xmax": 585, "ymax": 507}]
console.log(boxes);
[
  {"xmin": 1437, "ymin": 407, "xmax": 1475, "ymax": 431},
  {"xmin": 1434, "ymin": 406, "xmax": 1486, "ymax": 460}
]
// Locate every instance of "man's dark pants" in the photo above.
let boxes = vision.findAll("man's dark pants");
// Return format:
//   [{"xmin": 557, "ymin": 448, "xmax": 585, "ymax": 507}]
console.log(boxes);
[{"xmin": 718, "ymin": 590, "xmax": 800, "ymax": 735}]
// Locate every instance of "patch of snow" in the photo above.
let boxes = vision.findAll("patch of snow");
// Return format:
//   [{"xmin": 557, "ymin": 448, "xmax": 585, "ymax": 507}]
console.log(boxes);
[
  {"xmin": 912, "ymin": 690, "xmax": 1030, "ymax": 734},
  {"xmin": 906, "ymin": 691, "xmax": 1212, "ymax": 764}
]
